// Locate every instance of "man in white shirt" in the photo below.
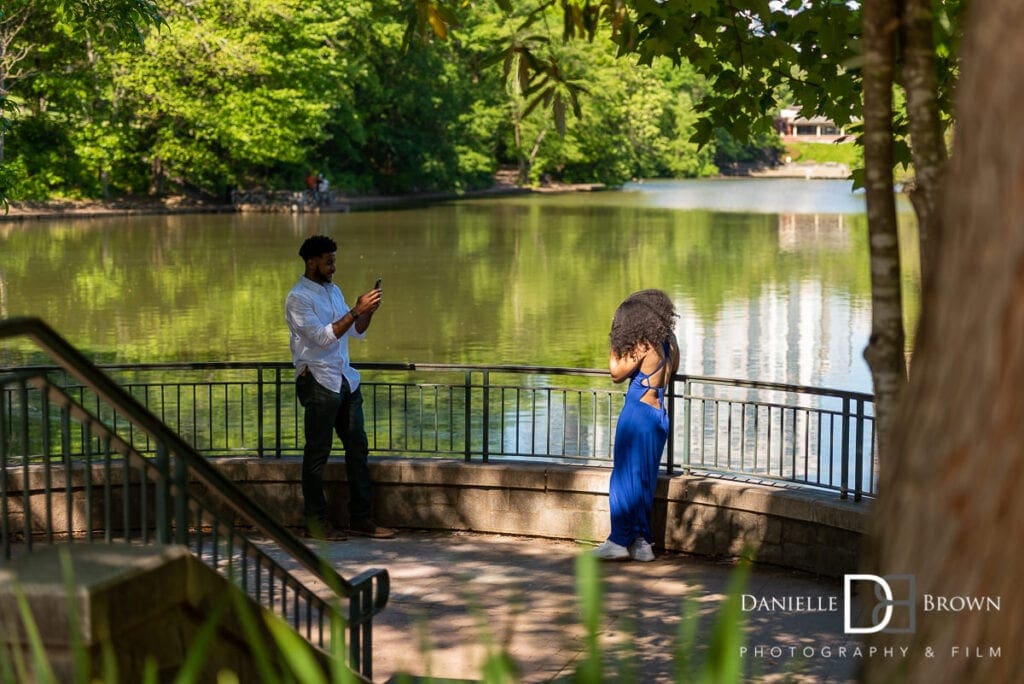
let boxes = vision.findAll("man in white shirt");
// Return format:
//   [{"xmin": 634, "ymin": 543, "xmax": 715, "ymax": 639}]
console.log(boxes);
[{"xmin": 285, "ymin": 235, "xmax": 394, "ymax": 540}]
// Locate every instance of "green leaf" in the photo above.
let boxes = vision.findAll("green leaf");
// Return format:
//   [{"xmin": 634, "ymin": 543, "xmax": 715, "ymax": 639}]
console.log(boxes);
[
  {"xmin": 173, "ymin": 595, "xmax": 229, "ymax": 684},
  {"xmin": 13, "ymin": 583, "xmax": 58, "ymax": 684},
  {"xmin": 697, "ymin": 559, "xmax": 751, "ymax": 684},
  {"xmin": 574, "ymin": 550, "xmax": 602, "ymax": 682},
  {"xmin": 264, "ymin": 612, "xmax": 329, "ymax": 684},
  {"xmin": 228, "ymin": 585, "xmax": 280, "ymax": 683},
  {"xmin": 850, "ymin": 166, "xmax": 867, "ymax": 189},
  {"xmin": 58, "ymin": 548, "xmax": 90, "ymax": 684}
]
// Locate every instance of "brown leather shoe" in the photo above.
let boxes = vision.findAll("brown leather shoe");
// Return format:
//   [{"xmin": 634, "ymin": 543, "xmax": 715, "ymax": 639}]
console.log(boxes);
[
  {"xmin": 304, "ymin": 520, "xmax": 348, "ymax": 541},
  {"xmin": 348, "ymin": 518, "xmax": 395, "ymax": 539}
]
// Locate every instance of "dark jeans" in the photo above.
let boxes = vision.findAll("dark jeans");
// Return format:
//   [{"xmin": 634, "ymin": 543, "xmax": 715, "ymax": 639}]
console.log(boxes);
[{"xmin": 296, "ymin": 373, "xmax": 372, "ymax": 525}]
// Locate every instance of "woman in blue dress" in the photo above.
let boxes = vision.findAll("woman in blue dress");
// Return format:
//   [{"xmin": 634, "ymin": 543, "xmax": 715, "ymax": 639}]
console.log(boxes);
[{"xmin": 595, "ymin": 290, "xmax": 679, "ymax": 561}]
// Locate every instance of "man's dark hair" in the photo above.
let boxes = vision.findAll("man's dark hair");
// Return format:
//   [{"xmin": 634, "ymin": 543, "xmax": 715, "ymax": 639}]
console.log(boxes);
[{"xmin": 299, "ymin": 235, "xmax": 337, "ymax": 261}]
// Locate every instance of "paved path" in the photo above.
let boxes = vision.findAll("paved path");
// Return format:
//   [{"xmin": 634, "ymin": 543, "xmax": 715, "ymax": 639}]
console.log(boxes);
[{"xmin": 269, "ymin": 530, "xmax": 861, "ymax": 683}]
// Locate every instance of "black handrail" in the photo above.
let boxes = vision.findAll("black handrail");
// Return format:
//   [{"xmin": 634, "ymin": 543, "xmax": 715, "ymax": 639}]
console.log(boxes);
[
  {"xmin": 4, "ymin": 352, "xmax": 878, "ymax": 499},
  {"xmin": 6, "ymin": 359, "xmax": 873, "ymax": 402},
  {"xmin": 0, "ymin": 317, "xmax": 390, "ymax": 675}
]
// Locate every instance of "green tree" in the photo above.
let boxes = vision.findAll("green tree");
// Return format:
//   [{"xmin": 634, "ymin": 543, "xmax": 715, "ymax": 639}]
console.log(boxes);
[
  {"xmin": 416, "ymin": 0, "xmax": 963, "ymax": 456},
  {"xmin": 0, "ymin": 0, "xmax": 161, "ymax": 205},
  {"xmin": 346, "ymin": 20, "xmax": 479, "ymax": 193},
  {"xmin": 536, "ymin": 43, "xmax": 716, "ymax": 184},
  {"xmin": 105, "ymin": 0, "xmax": 367, "ymax": 196}
]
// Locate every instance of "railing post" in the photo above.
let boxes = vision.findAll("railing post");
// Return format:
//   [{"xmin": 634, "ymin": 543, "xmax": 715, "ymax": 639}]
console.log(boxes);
[
  {"xmin": 155, "ymin": 443, "xmax": 172, "ymax": 543},
  {"xmin": 0, "ymin": 382, "xmax": 9, "ymax": 560},
  {"xmin": 666, "ymin": 375, "xmax": 676, "ymax": 475},
  {"xmin": 349, "ymin": 592, "xmax": 362, "ymax": 676},
  {"xmin": 463, "ymin": 371, "xmax": 472, "ymax": 462},
  {"xmin": 350, "ymin": 588, "xmax": 373, "ymax": 679},
  {"xmin": 40, "ymin": 388, "xmax": 53, "ymax": 544},
  {"xmin": 174, "ymin": 449, "xmax": 189, "ymax": 544},
  {"xmin": 18, "ymin": 381, "xmax": 31, "ymax": 547},
  {"xmin": 61, "ymin": 403, "xmax": 73, "ymax": 542},
  {"xmin": 83, "ymin": 422, "xmax": 94, "ymax": 537},
  {"xmin": 481, "ymin": 371, "xmax": 490, "ymax": 463},
  {"xmin": 256, "ymin": 366, "xmax": 265, "ymax": 457},
  {"xmin": 682, "ymin": 378, "xmax": 692, "ymax": 475},
  {"xmin": 275, "ymin": 366, "xmax": 283, "ymax": 458},
  {"xmin": 854, "ymin": 399, "xmax": 865, "ymax": 502},
  {"xmin": 840, "ymin": 396, "xmax": 851, "ymax": 500}
]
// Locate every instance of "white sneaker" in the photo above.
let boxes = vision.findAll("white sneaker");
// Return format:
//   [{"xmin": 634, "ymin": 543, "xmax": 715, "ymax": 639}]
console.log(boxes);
[
  {"xmin": 593, "ymin": 539, "xmax": 630, "ymax": 560},
  {"xmin": 629, "ymin": 538, "xmax": 655, "ymax": 562}
]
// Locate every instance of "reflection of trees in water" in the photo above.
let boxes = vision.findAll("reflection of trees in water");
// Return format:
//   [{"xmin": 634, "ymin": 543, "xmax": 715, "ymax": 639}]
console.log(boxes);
[
  {"xmin": 492, "ymin": 384, "xmax": 619, "ymax": 463},
  {"xmin": 358, "ymin": 372, "xmax": 623, "ymax": 464},
  {"xmin": 0, "ymin": 266, "xmax": 6, "ymax": 317},
  {"xmin": 3, "ymin": 196, "xmax": 885, "ymax": 389}
]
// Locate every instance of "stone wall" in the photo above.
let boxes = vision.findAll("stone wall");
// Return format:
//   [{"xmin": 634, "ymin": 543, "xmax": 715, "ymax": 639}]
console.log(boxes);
[
  {"xmin": 3, "ymin": 457, "xmax": 868, "ymax": 577},
  {"xmin": 213, "ymin": 457, "xmax": 867, "ymax": 577}
]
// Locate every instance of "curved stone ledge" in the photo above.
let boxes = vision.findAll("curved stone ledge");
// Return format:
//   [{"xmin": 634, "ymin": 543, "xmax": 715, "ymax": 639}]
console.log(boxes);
[
  {"xmin": 213, "ymin": 457, "xmax": 868, "ymax": 577},
  {"xmin": 3, "ymin": 457, "xmax": 868, "ymax": 577}
]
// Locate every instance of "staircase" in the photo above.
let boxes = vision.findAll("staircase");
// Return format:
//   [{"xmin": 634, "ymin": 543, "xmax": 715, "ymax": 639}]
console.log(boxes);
[{"xmin": 0, "ymin": 317, "xmax": 388, "ymax": 680}]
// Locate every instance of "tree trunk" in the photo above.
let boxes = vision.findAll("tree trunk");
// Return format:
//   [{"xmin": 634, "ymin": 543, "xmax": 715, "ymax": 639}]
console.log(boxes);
[
  {"xmin": 899, "ymin": 0, "xmax": 948, "ymax": 292},
  {"xmin": 865, "ymin": 2, "xmax": 1024, "ymax": 682},
  {"xmin": 862, "ymin": 0, "xmax": 907, "ymax": 456}
]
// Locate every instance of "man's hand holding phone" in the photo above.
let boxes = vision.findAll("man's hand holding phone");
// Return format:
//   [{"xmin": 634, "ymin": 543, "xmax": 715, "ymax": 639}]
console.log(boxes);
[{"xmin": 354, "ymin": 276, "xmax": 383, "ymax": 320}]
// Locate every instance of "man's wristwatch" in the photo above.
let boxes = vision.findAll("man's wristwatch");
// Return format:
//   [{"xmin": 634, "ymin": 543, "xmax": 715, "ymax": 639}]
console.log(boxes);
[{"xmin": 350, "ymin": 309, "xmax": 360, "ymax": 322}]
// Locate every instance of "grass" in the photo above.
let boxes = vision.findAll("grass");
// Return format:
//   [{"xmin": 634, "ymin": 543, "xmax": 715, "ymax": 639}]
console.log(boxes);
[
  {"xmin": 784, "ymin": 141, "xmax": 862, "ymax": 167},
  {"xmin": 784, "ymin": 140, "xmax": 916, "ymax": 186}
]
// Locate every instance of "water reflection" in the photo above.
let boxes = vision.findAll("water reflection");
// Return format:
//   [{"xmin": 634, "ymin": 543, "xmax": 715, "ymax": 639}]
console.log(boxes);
[
  {"xmin": 680, "ymin": 282, "xmax": 869, "ymax": 392},
  {"xmin": 0, "ymin": 180, "xmax": 918, "ymax": 394},
  {"xmin": 777, "ymin": 213, "xmax": 852, "ymax": 252}
]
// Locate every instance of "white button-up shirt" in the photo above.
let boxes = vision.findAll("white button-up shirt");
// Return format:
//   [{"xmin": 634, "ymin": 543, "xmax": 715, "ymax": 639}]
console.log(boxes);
[{"xmin": 285, "ymin": 276, "xmax": 365, "ymax": 392}]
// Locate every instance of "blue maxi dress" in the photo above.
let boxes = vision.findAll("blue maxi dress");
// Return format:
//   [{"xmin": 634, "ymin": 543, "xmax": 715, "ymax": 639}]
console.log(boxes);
[{"xmin": 607, "ymin": 341, "xmax": 670, "ymax": 547}]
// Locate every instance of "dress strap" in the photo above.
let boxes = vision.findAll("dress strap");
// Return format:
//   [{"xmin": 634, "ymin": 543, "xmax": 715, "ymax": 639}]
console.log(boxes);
[{"xmin": 638, "ymin": 338, "xmax": 672, "ymax": 390}]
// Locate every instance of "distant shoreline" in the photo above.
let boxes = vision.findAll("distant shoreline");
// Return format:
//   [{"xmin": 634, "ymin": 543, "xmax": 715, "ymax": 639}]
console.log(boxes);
[
  {"xmin": 749, "ymin": 161, "xmax": 851, "ymax": 179},
  {"xmin": 1, "ymin": 168, "xmax": 857, "ymax": 222},
  {"xmin": 0, "ymin": 181, "xmax": 606, "ymax": 222},
  {"xmin": 719, "ymin": 161, "xmax": 852, "ymax": 180}
]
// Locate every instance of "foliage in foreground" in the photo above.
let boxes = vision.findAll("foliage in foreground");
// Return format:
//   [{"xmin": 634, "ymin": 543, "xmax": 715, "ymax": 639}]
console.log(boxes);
[{"xmin": 0, "ymin": 547, "xmax": 753, "ymax": 683}]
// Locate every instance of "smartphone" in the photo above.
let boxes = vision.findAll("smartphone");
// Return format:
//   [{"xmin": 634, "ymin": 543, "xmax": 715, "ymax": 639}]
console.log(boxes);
[{"xmin": 374, "ymin": 276, "xmax": 383, "ymax": 291}]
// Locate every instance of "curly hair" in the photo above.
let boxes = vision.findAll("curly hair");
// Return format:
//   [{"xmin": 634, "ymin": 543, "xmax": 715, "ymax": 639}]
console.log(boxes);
[
  {"xmin": 298, "ymin": 235, "xmax": 338, "ymax": 261},
  {"xmin": 609, "ymin": 290, "xmax": 677, "ymax": 358},
  {"xmin": 626, "ymin": 289, "xmax": 677, "ymax": 325}
]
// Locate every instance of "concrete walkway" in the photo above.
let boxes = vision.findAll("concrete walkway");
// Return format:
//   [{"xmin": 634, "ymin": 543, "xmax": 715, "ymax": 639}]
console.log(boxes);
[{"xmin": 266, "ymin": 530, "xmax": 861, "ymax": 683}]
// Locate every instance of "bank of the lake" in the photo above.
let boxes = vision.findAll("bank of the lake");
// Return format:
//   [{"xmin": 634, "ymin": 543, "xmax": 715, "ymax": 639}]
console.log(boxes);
[
  {"xmin": 0, "ymin": 180, "xmax": 605, "ymax": 222},
  {"xmin": 1, "ymin": 161, "xmax": 868, "ymax": 222}
]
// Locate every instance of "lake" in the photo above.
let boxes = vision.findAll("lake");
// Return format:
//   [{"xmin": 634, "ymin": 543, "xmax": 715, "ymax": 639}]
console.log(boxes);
[{"xmin": 0, "ymin": 178, "xmax": 919, "ymax": 393}]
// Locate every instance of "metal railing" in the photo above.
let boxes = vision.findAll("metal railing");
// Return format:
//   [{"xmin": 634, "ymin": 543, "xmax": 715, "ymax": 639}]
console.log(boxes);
[
  {"xmin": 0, "ymin": 318, "xmax": 388, "ymax": 679},
  {"xmin": 3, "ymin": 359, "xmax": 877, "ymax": 501},
  {"xmin": 674, "ymin": 376, "xmax": 875, "ymax": 500}
]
